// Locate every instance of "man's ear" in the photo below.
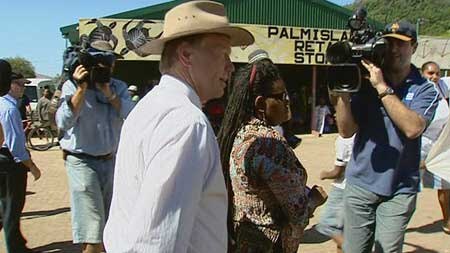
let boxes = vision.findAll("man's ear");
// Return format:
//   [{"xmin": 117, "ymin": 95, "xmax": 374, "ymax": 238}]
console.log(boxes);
[
  {"xmin": 254, "ymin": 95, "xmax": 266, "ymax": 113},
  {"xmin": 177, "ymin": 42, "xmax": 194, "ymax": 68}
]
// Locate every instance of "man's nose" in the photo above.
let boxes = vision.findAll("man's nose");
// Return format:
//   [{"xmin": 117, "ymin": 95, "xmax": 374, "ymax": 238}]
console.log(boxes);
[{"xmin": 389, "ymin": 45, "xmax": 396, "ymax": 52}]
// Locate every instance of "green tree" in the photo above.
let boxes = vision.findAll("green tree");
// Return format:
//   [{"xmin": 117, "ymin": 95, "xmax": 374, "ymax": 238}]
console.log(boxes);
[
  {"xmin": 347, "ymin": 0, "xmax": 450, "ymax": 36},
  {"xmin": 5, "ymin": 56, "xmax": 36, "ymax": 78}
]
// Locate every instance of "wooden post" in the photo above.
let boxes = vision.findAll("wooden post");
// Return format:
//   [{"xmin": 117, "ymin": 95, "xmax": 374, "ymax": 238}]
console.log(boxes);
[{"xmin": 310, "ymin": 65, "xmax": 317, "ymax": 134}]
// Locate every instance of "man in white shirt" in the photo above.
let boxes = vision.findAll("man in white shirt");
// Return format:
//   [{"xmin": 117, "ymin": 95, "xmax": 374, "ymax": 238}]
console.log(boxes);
[{"xmin": 103, "ymin": 1, "xmax": 254, "ymax": 252}]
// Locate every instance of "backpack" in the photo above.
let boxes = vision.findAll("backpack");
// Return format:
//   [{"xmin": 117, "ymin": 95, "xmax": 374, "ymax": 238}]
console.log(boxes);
[
  {"xmin": 61, "ymin": 45, "xmax": 82, "ymax": 84},
  {"xmin": 47, "ymin": 45, "xmax": 84, "ymax": 137},
  {"xmin": 61, "ymin": 35, "xmax": 90, "ymax": 83}
]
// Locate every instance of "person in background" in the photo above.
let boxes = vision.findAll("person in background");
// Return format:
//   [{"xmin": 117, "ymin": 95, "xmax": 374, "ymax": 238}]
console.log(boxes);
[
  {"xmin": 36, "ymin": 87, "xmax": 53, "ymax": 127},
  {"xmin": 420, "ymin": 61, "xmax": 450, "ymax": 234},
  {"xmin": 316, "ymin": 134, "xmax": 355, "ymax": 253},
  {"xmin": 313, "ymin": 96, "xmax": 332, "ymax": 136},
  {"xmin": 48, "ymin": 77, "xmax": 66, "ymax": 140},
  {"xmin": 103, "ymin": 1, "xmax": 254, "ymax": 252},
  {"xmin": 204, "ymin": 99, "xmax": 225, "ymax": 134},
  {"xmin": 127, "ymin": 85, "xmax": 140, "ymax": 102},
  {"xmin": 218, "ymin": 55, "xmax": 327, "ymax": 253},
  {"xmin": 144, "ymin": 79, "xmax": 159, "ymax": 94},
  {"xmin": 422, "ymin": 61, "xmax": 449, "ymax": 103},
  {"xmin": 11, "ymin": 73, "xmax": 31, "ymax": 120},
  {"xmin": 0, "ymin": 59, "xmax": 41, "ymax": 253},
  {"xmin": 285, "ymin": 91, "xmax": 305, "ymax": 138},
  {"xmin": 56, "ymin": 41, "xmax": 135, "ymax": 253}
]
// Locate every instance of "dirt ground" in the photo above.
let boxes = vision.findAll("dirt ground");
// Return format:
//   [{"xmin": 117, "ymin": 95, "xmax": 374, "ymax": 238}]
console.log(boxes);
[{"xmin": 0, "ymin": 133, "xmax": 449, "ymax": 252}]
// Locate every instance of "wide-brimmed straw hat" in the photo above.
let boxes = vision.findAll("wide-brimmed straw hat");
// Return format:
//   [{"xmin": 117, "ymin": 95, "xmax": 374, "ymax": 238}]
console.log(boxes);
[{"xmin": 140, "ymin": 0, "xmax": 254, "ymax": 55}]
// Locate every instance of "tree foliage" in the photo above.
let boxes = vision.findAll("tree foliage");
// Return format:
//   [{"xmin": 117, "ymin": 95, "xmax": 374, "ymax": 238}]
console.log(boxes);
[
  {"xmin": 5, "ymin": 56, "xmax": 36, "ymax": 78},
  {"xmin": 347, "ymin": 0, "xmax": 450, "ymax": 36}
]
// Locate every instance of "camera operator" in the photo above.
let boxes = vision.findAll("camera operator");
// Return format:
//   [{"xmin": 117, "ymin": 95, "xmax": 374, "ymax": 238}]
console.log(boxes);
[
  {"xmin": 331, "ymin": 21, "xmax": 439, "ymax": 253},
  {"xmin": 56, "ymin": 41, "xmax": 134, "ymax": 253}
]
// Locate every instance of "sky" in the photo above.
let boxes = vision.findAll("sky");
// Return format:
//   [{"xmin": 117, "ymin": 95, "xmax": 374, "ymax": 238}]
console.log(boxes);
[{"xmin": 0, "ymin": 0, "xmax": 353, "ymax": 77}]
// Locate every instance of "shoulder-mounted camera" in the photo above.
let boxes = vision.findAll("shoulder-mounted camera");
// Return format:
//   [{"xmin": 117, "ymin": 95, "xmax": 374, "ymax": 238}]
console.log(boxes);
[{"xmin": 326, "ymin": 7, "xmax": 388, "ymax": 93}]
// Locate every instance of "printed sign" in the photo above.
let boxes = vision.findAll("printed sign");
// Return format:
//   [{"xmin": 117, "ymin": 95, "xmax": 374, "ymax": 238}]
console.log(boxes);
[{"xmin": 79, "ymin": 18, "xmax": 350, "ymax": 65}]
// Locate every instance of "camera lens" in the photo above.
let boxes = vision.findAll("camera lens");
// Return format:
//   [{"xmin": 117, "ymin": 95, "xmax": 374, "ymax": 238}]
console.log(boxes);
[{"xmin": 326, "ymin": 42, "xmax": 352, "ymax": 64}]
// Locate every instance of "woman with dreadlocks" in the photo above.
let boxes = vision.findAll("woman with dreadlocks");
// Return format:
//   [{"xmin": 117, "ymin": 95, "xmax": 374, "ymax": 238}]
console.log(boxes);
[{"xmin": 218, "ymin": 56, "xmax": 327, "ymax": 253}]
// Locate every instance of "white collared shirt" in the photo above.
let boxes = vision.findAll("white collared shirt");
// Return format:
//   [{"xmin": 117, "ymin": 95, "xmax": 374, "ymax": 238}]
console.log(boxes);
[{"xmin": 104, "ymin": 75, "xmax": 228, "ymax": 253}]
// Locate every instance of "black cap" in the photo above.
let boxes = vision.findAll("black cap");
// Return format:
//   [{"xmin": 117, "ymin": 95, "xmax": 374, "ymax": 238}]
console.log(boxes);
[
  {"xmin": 11, "ymin": 72, "xmax": 31, "ymax": 84},
  {"xmin": 383, "ymin": 20, "xmax": 417, "ymax": 42}
]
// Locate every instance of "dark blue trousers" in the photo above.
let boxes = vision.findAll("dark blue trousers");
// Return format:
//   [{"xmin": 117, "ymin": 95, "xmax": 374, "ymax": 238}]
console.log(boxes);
[{"xmin": 0, "ymin": 149, "xmax": 28, "ymax": 253}]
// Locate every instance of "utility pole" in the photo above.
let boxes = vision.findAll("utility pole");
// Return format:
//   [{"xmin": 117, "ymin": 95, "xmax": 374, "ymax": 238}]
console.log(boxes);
[{"xmin": 416, "ymin": 18, "xmax": 426, "ymax": 40}]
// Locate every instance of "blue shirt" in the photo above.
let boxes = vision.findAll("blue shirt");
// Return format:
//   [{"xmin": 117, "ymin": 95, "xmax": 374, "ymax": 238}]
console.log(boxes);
[
  {"xmin": 0, "ymin": 94, "xmax": 31, "ymax": 163},
  {"xmin": 56, "ymin": 78, "xmax": 135, "ymax": 156},
  {"xmin": 347, "ymin": 65, "xmax": 439, "ymax": 196}
]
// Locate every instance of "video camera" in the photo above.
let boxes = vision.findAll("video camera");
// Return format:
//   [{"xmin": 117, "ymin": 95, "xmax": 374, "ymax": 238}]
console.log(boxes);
[
  {"xmin": 77, "ymin": 49, "xmax": 114, "ymax": 87},
  {"xmin": 326, "ymin": 8, "xmax": 388, "ymax": 92}
]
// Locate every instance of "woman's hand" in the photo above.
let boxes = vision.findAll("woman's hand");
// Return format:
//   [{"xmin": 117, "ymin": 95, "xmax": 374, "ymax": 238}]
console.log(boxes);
[{"xmin": 308, "ymin": 185, "xmax": 328, "ymax": 217}]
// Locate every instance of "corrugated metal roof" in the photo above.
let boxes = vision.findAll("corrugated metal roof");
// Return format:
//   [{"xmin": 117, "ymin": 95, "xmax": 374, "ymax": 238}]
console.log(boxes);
[
  {"xmin": 221, "ymin": 0, "xmax": 352, "ymax": 28},
  {"xmin": 60, "ymin": 0, "xmax": 382, "ymax": 45}
]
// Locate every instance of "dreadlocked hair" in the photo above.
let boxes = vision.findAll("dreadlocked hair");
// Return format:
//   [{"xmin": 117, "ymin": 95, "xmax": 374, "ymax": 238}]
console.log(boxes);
[{"xmin": 217, "ymin": 59, "xmax": 281, "ymax": 187}]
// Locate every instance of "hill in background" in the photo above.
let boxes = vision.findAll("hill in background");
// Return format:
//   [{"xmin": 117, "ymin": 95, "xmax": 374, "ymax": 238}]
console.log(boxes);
[{"xmin": 346, "ymin": 0, "xmax": 450, "ymax": 36}]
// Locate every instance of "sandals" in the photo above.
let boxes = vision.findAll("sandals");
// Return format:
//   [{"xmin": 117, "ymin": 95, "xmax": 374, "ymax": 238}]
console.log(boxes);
[{"xmin": 443, "ymin": 225, "xmax": 450, "ymax": 234}]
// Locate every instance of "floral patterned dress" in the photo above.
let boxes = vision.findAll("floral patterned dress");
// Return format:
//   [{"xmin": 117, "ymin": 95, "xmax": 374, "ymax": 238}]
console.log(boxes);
[{"xmin": 229, "ymin": 118, "xmax": 310, "ymax": 253}]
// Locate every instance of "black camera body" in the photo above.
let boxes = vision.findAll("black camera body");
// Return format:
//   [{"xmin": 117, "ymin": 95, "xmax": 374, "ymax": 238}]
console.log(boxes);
[
  {"xmin": 77, "ymin": 50, "xmax": 112, "ymax": 88},
  {"xmin": 326, "ymin": 8, "xmax": 388, "ymax": 92}
]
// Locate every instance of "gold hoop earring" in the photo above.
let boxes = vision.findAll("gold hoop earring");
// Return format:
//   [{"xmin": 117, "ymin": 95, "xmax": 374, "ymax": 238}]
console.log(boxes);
[{"xmin": 258, "ymin": 109, "xmax": 266, "ymax": 122}]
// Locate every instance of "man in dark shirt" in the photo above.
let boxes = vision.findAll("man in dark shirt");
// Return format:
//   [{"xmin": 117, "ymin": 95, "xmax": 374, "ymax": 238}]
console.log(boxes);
[
  {"xmin": 0, "ymin": 60, "xmax": 42, "ymax": 253},
  {"xmin": 332, "ymin": 21, "xmax": 439, "ymax": 253}
]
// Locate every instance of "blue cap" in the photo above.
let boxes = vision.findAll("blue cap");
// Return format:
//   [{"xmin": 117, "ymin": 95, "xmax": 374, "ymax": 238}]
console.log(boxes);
[{"xmin": 383, "ymin": 20, "xmax": 417, "ymax": 42}]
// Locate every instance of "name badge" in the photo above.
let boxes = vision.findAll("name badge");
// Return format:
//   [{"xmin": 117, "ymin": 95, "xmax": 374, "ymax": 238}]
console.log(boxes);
[{"xmin": 405, "ymin": 92, "xmax": 414, "ymax": 100}]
